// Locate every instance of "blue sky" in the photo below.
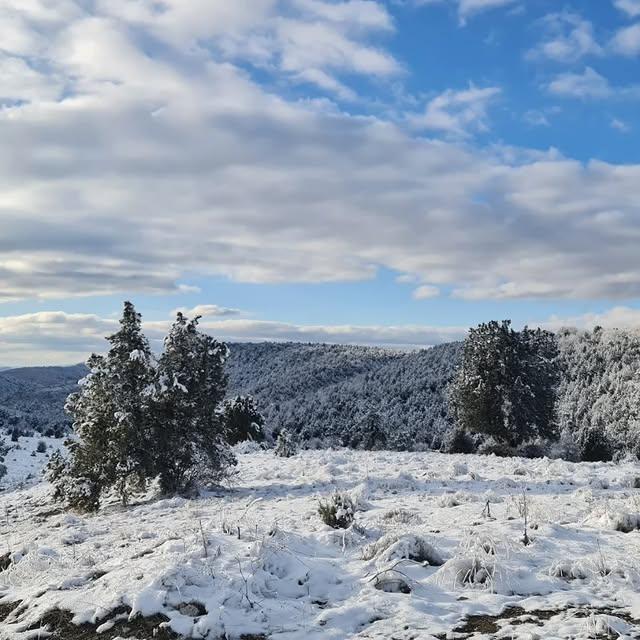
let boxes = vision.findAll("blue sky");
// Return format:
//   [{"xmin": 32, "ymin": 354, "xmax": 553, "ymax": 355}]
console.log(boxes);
[{"xmin": 1, "ymin": 0, "xmax": 640, "ymax": 365}]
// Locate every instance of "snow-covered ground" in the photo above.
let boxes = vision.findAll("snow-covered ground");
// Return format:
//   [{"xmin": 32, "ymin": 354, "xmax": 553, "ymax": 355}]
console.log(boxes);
[
  {"xmin": 2, "ymin": 446, "xmax": 640, "ymax": 639},
  {"xmin": 0, "ymin": 435, "xmax": 64, "ymax": 492}
]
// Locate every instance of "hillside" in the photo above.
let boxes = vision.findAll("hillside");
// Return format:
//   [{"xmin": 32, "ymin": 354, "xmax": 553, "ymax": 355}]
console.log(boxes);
[
  {"xmin": 0, "ymin": 342, "xmax": 461, "ymax": 449},
  {"xmin": 0, "ymin": 364, "xmax": 87, "ymax": 436}
]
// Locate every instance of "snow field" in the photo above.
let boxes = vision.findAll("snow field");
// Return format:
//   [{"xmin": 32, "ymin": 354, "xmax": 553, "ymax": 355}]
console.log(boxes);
[{"xmin": 2, "ymin": 448, "xmax": 640, "ymax": 639}]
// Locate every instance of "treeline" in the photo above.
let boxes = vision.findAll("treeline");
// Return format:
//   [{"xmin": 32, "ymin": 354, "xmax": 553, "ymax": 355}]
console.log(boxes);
[{"xmin": 48, "ymin": 303, "xmax": 264, "ymax": 511}]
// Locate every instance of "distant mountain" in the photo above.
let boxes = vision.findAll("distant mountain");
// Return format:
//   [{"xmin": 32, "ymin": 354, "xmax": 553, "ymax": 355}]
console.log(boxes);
[{"xmin": 1, "ymin": 342, "xmax": 462, "ymax": 449}]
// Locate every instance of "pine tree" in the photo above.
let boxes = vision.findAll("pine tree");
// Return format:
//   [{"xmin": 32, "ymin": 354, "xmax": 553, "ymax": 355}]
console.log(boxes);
[
  {"xmin": 450, "ymin": 320, "xmax": 559, "ymax": 446},
  {"xmin": 221, "ymin": 395, "xmax": 265, "ymax": 445},
  {"xmin": 103, "ymin": 301, "xmax": 155, "ymax": 503},
  {"xmin": 152, "ymin": 313, "xmax": 234, "ymax": 495},
  {"xmin": 49, "ymin": 302, "xmax": 155, "ymax": 510}
]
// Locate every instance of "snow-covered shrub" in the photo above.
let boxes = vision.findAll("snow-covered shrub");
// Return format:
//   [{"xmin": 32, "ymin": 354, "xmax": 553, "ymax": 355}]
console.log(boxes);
[
  {"xmin": 381, "ymin": 508, "xmax": 421, "ymax": 525},
  {"xmin": 36, "ymin": 440, "xmax": 47, "ymax": 454},
  {"xmin": 274, "ymin": 429, "xmax": 297, "ymax": 458},
  {"xmin": 449, "ymin": 461, "xmax": 468, "ymax": 476},
  {"xmin": 442, "ymin": 427, "xmax": 476, "ymax": 454},
  {"xmin": 318, "ymin": 492, "xmax": 355, "ymax": 529},
  {"xmin": 439, "ymin": 555, "xmax": 496, "ymax": 590},
  {"xmin": 477, "ymin": 438, "xmax": 515, "ymax": 458},
  {"xmin": 373, "ymin": 571, "xmax": 411, "ymax": 594},
  {"xmin": 516, "ymin": 439, "xmax": 549, "ymax": 459},
  {"xmin": 548, "ymin": 559, "xmax": 587, "ymax": 581},
  {"xmin": 612, "ymin": 512, "xmax": 640, "ymax": 533},
  {"xmin": 363, "ymin": 533, "xmax": 444, "ymax": 566},
  {"xmin": 438, "ymin": 491, "xmax": 478, "ymax": 508}
]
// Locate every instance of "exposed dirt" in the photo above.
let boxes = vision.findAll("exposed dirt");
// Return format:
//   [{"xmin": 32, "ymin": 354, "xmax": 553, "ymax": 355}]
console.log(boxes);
[
  {"xmin": 15, "ymin": 605, "xmax": 269, "ymax": 640},
  {"xmin": 454, "ymin": 604, "xmax": 640, "ymax": 638}
]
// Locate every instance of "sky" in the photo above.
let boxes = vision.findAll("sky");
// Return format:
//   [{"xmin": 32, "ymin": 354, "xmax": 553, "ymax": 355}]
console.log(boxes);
[{"xmin": 2, "ymin": 0, "xmax": 640, "ymax": 366}]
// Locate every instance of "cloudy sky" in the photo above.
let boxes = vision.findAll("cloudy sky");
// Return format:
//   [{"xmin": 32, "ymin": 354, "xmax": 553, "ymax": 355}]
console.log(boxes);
[{"xmin": 2, "ymin": 0, "xmax": 640, "ymax": 365}]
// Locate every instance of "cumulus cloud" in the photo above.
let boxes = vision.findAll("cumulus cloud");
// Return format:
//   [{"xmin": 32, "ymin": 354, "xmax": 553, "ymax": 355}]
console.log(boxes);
[
  {"xmin": 3, "ymin": 1, "xmax": 640, "ymax": 308},
  {"xmin": 546, "ymin": 66, "xmax": 640, "ymax": 100},
  {"xmin": 547, "ymin": 67, "xmax": 612, "ymax": 98},
  {"xmin": 527, "ymin": 12, "xmax": 602, "ymax": 63},
  {"xmin": 0, "ymin": 310, "xmax": 468, "ymax": 366},
  {"xmin": 611, "ymin": 23, "xmax": 640, "ymax": 56},
  {"xmin": 409, "ymin": 85, "xmax": 501, "ymax": 136},
  {"xmin": 613, "ymin": 0, "xmax": 640, "ymax": 18}
]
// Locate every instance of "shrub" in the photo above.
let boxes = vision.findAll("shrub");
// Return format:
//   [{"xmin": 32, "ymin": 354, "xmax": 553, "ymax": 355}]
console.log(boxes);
[
  {"xmin": 477, "ymin": 437, "xmax": 515, "ymax": 457},
  {"xmin": 443, "ymin": 427, "xmax": 476, "ymax": 454},
  {"xmin": 274, "ymin": 429, "xmax": 297, "ymax": 458},
  {"xmin": 318, "ymin": 492, "xmax": 355, "ymax": 529},
  {"xmin": 36, "ymin": 440, "xmax": 47, "ymax": 454},
  {"xmin": 363, "ymin": 533, "xmax": 444, "ymax": 566},
  {"xmin": 516, "ymin": 439, "xmax": 548, "ymax": 459}
]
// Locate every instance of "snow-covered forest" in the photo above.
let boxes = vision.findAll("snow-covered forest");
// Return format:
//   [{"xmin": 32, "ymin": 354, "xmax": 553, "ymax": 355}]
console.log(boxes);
[{"xmin": 4, "ymin": 322, "xmax": 640, "ymax": 462}]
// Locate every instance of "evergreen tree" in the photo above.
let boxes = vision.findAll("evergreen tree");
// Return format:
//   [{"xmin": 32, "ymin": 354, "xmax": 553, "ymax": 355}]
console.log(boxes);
[
  {"xmin": 103, "ymin": 301, "xmax": 155, "ymax": 502},
  {"xmin": 450, "ymin": 320, "xmax": 559, "ymax": 446},
  {"xmin": 221, "ymin": 395, "xmax": 265, "ymax": 445},
  {"xmin": 49, "ymin": 302, "xmax": 155, "ymax": 509},
  {"xmin": 152, "ymin": 313, "xmax": 234, "ymax": 495}
]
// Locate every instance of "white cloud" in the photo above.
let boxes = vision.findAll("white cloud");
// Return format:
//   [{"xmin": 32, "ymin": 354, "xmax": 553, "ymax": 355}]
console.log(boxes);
[
  {"xmin": 523, "ymin": 109, "xmax": 550, "ymax": 127},
  {"xmin": 412, "ymin": 285, "xmax": 440, "ymax": 299},
  {"xmin": 409, "ymin": 85, "xmax": 501, "ymax": 136},
  {"xmin": 611, "ymin": 117, "xmax": 631, "ymax": 132},
  {"xmin": 611, "ymin": 23, "xmax": 640, "ymax": 56},
  {"xmin": 539, "ymin": 306, "xmax": 640, "ymax": 332},
  {"xmin": 547, "ymin": 67, "xmax": 612, "ymax": 99},
  {"xmin": 546, "ymin": 67, "xmax": 640, "ymax": 100},
  {"xmin": 613, "ymin": 0, "xmax": 640, "ymax": 18},
  {"xmin": 171, "ymin": 305, "xmax": 242, "ymax": 318},
  {"xmin": 416, "ymin": 0, "xmax": 516, "ymax": 25},
  {"xmin": 527, "ymin": 12, "xmax": 602, "ymax": 63}
]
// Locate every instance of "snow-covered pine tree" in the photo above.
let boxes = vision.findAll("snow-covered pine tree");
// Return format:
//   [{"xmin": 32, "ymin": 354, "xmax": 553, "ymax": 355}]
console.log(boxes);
[
  {"xmin": 450, "ymin": 320, "xmax": 559, "ymax": 447},
  {"xmin": 49, "ymin": 302, "xmax": 155, "ymax": 510},
  {"xmin": 103, "ymin": 301, "xmax": 155, "ymax": 503},
  {"xmin": 275, "ymin": 428, "xmax": 297, "ymax": 457},
  {"xmin": 152, "ymin": 313, "xmax": 234, "ymax": 495},
  {"xmin": 221, "ymin": 395, "xmax": 265, "ymax": 445}
]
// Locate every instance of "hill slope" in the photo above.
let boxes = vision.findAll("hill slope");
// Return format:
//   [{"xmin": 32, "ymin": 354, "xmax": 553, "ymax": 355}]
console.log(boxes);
[{"xmin": 1, "ymin": 342, "xmax": 462, "ymax": 448}]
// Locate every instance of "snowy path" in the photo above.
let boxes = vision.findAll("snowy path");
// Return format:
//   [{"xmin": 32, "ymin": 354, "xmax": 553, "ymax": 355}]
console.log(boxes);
[{"xmin": 2, "ymin": 448, "xmax": 640, "ymax": 639}]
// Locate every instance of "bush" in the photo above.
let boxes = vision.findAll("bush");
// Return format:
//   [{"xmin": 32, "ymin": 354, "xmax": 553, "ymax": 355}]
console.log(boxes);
[
  {"xmin": 318, "ymin": 492, "xmax": 355, "ymax": 529},
  {"xmin": 36, "ymin": 440, "xmax": 47, "ymax": 454},
  {"xmin": 274, "ymin": 429, "xmax": 297, "ymax": 458},
  {"xmin": 477, "ymin": 437, "xmax": 515, "ymax": 457},
  {"xmin": 516, "ymin": 439, "xmax": 549, "ymax": 459},
  {"xmin": 443, "ymin": 427, "xmax": 476, "ymax": 454}
]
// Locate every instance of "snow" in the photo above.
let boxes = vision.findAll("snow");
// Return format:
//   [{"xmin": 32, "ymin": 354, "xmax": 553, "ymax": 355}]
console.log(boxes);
[
  {"xmin": 2, "ymin": 448, "xmax": 640, "ymax": 639},
  {"xmin": 0, "ymin": 435, "xmax": 64, "ymax": 492}
]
